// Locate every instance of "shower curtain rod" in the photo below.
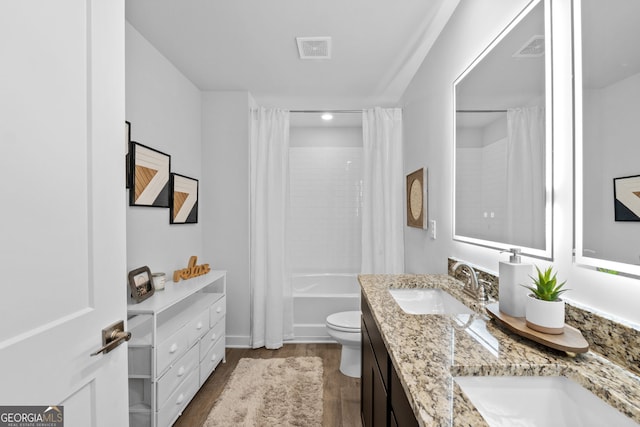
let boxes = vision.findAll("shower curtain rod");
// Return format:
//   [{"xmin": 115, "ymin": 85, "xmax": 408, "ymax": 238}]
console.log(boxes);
[
  {"xmin": 290, "ymin": 109, "xmax": 363, "ymax": 113},
  {"xmin": 456, "ymin": 109, "xmax": 508, "ymax": 113}
]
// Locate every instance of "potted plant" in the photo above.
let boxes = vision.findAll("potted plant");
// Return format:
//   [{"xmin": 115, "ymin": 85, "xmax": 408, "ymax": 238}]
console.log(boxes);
[{"xmin": 522, "ymin": 266, "xmax": 569, "ymax": 335}]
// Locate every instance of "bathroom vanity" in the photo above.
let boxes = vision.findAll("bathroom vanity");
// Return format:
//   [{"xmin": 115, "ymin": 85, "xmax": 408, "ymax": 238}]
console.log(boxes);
[
  {"xmin": 361, "ymin": 291, "xmax": 418, "ymax": 427},
  {"xmin": 359, "ymin": 274, "xmax": 640, "ymax": 426}
]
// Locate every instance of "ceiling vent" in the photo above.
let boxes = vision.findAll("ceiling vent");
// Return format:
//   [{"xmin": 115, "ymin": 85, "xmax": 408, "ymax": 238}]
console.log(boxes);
[
  {"xmin": 296, "ymin": 37, "xmax": 331, "ymax": 59},
  {"xmin": 513, "ymin": 35, "xmax": 545, "ymax": 58}
]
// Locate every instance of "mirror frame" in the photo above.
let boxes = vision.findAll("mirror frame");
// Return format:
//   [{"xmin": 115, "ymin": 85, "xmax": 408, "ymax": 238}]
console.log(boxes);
[
  {"xmin": 452, "ymin": 0, "xmax": 553, "ymax": 259},
  {"xmin": 572, "ymin": 0, "xmax": 640, "ymax": 277}
]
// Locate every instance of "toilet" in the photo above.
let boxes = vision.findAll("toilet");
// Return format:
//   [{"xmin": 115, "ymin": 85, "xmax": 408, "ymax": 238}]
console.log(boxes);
[{"xmin": 326, "ymin": 311, "xmax": 361, "ymax": 378}]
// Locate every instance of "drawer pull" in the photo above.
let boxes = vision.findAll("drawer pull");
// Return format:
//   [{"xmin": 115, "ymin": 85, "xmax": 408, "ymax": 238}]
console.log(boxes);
[
  {"xmin": 169, "ymin": 343, "xmax": 178, "ymax": 353},
  {"xmin": 211, "ymin": 353, "xmax": 217, "ymax": 362},
  {"xmin": 177, "ymin": 366, "xmax": 185, "ymax": 377},
  {"xmin": 211, "ymin": 333, "xmax": 217, "ymax": 340},
  {"xmin": 216, "ymin": 306, "xmax": 222, "ymax": 313},
  {"xmin": 196, "ymin": 321, "xmax": 203, "ymax": 330},
  {"xmin": 176, "ymin": 393, "xmax": 185, "ymax": 405}
]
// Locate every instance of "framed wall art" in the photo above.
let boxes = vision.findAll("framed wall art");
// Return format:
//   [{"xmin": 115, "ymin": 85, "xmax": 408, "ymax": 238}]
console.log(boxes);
[
  {"xmin": 128, "ymin": 266, "xmax": 155, "ymax": 303},
  {"xmin": 125, "ymin": 121, "xmax": 131, "ymax": 189},
  {"xmin": 407, "ymin": 168, "xmax": 427, "ymax": 229},
  {"xmin": 613, "ymin": 174, "xmax": 640, "ymax": 221},
  {"xmin": 170, "ymin": 173, "xmax": 199, "ymax": 224},
  {"xmin": 129, "ymin": 141, "xmax": 171, "ymax": 207}
]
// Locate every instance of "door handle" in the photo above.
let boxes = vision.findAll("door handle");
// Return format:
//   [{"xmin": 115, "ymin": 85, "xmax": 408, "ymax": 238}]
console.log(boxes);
[{"xmin": 90, "ymin": 320, "xmax": 131, "ymax": 356}]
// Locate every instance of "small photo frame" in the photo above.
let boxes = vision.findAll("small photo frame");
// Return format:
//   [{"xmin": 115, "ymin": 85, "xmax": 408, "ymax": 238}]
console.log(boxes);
[
  {"xmin": 129, "ymin": 141, "xmax": 171, "ymax": 207},
  {"xmin": 613, "ymin": 174, "xmax": 640, "ymax": 221},
  {"xmin": 170, "ymin": 173, "xmax": 199, "ymax": 224},
  {"xmin": 128, "ymin": 266, "xmax": 155, "ymax": 303},
  {"xmin": 406, "ymin": 168, "xmax": 427, "ymax": 229}
]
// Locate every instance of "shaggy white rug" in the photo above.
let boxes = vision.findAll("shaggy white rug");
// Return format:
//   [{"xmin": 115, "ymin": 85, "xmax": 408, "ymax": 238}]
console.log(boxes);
[{"xmin": 204, "ymin": 357, "xmax": 323, "ymax": 427}]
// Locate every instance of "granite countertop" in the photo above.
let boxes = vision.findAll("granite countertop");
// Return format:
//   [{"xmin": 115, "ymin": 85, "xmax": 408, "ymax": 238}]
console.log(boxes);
[{"xmin": 359, "ymin": 274, "xmax": 640, "ymax": 426}]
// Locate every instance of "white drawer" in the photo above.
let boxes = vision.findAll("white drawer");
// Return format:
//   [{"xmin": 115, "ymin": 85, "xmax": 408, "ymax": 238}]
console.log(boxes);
[
  {"xmin": 200, "ymin": 319, "xmax": 225, "ymax": 362},
  {"xmin": 157, "ymin": 344, "xmax": 198, "ymax": 408},
  {"xmin": 209, "ymin": 295, "xmax": 226, "ymax": 327},
  {"xmin": 200, "ymin": 336, "xmax": 225, "ymax": 385},
  {"xmin": 156, "ymin": 370, "xmax": 199, "ymax": 427},
  {"xmin": 156, "ymin": 328, "xmax": 189, "ymax": 375},
  {"xmin": 185, "ymin": 308, "xmax": 210, "ymax": 347}
]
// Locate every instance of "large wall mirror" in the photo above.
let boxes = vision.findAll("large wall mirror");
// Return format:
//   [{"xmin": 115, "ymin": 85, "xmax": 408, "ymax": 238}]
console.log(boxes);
[
  {"xmin": 453, "ymin": 0, "xmax": 552, "ymax": 259},
  {"xmin": 574, "ymin": 0, "xmax": 640, "ymax": 276}
]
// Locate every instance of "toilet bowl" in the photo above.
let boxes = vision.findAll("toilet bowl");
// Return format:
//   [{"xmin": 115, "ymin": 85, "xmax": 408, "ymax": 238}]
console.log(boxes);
[{"xmin": 326, "ymin": 311, "xmax": 361, "ymax": 378}]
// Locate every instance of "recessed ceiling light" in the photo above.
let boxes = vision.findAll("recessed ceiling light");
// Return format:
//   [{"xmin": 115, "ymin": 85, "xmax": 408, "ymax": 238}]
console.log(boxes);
[{"xmin": 321, "ymin": 113, "xmax": 333, "ymax": 121}]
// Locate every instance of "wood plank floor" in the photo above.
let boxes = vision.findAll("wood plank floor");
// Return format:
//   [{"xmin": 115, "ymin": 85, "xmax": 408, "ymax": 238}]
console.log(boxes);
[{"xmin": 174, "ymin": 344, "xmax": 362, "ymax": 427}]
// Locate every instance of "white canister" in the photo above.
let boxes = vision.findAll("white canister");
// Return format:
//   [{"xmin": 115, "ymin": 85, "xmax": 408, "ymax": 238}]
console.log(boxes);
[
  {"xmin": 525, "ymin": 294, "xmax": 565, "ymax": 335},
  {"xmin": 152, "ymin": 272, "xmax": 166, "ymax": 290}
]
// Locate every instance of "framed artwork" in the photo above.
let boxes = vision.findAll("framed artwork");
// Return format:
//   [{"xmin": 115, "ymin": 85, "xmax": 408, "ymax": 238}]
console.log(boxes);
[
  {"xmin": 127, "ymin": 266, "xmax": 155, "ymax": 303},
  {"xmin": 129, "ymin": 141, "xmax": 171, "ymax": 207},
  {"xmin": 613, "ymin": 175, "xmax": 640, "ymax": 221},
  {"xmin": 170, "ymin": 173, "xmax": 199, "ymax": 224},
  {"xmin": 407, "ymin": 168, "xmax": 427, "ymax": 229},
  {"xmin": 125, "ymin": 121, "xmax": 131, "ymax": 189}
]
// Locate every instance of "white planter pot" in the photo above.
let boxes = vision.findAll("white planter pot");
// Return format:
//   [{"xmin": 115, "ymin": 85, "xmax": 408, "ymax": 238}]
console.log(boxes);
[{"xmin": 525, "ymin": 294, "xmax": 565, "ymax": 335}]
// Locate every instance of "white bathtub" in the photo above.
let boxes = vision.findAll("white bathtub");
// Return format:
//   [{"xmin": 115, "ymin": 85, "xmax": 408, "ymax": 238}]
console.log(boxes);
[{"xmin": 291, "ymin": 274, "xmax": 361, "ymax": 342}]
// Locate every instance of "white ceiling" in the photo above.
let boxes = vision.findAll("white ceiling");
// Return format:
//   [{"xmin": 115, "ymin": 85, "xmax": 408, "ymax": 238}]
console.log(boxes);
[
  {"xmin": 456, "ymin": 2, "xmax": 545, "ymax": 112},
  {"xmin": 581, "ymin": 0, "xmax": 640, "ymax": 89},
  {"xmin": 125, "ymin": 0, "xmax": 459, "ymax": 110},
  {"xmin": 455, "ymin": 1, "xmax": 544, "ymax": 131}
]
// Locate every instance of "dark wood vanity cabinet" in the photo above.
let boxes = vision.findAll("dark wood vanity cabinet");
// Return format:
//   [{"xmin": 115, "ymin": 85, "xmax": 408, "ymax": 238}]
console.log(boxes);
[{"xmin": 361, "ymin": 293, "xmax": 419, "ymax": 427}]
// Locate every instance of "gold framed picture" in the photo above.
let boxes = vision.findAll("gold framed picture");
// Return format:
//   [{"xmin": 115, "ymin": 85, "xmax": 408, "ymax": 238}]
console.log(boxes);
[{"xmin": 406, "ymin": 168, "xmax": 427, "ymax": 229}]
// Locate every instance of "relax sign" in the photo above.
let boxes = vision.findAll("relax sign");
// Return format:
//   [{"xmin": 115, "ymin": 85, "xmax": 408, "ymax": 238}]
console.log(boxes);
[{"xmin": 173, "ymin": 256, "xmax": 211, "ymax": 282}]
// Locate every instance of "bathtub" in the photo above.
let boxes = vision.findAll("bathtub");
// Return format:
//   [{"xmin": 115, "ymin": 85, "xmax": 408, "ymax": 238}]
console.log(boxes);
[{"xmin": 291, "ymin": 273, "xmax": 361, "ymax": 342}]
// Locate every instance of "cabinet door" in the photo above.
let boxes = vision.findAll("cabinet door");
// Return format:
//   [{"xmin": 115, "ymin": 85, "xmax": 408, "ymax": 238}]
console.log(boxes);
[
  {"xmin": 372, "ymin": 361, "xmax": 387, "ymax": 427},
  {"xmin": 361, "ymin": 320, "xmax": 374, "ymax": 427},
  {"xmin": 390, "ymin": 410, "xmax": 398, "ymax": 427},
  {"xmin": 362, "ymin": 293, "xmax": 388, "ymax": 390},
  {"xmin": 390, "ymin": 363, "xmax": 419, "ymax": 427}
]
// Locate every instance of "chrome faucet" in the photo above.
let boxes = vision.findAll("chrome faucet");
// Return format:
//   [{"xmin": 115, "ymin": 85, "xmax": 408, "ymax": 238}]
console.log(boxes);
[{"xmin": 452, "ymin": 262, "xmax": 488, "ymax": 302}]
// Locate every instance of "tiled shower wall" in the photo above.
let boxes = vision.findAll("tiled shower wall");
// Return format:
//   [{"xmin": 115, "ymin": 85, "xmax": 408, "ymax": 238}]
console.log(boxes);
[
  {"xmin": 456, "ymin": 139, "xmax": 507, "ymax": 242},
  {"xmin": 288, "ymin": 146, "xmax": 363, "ymax": 274}
]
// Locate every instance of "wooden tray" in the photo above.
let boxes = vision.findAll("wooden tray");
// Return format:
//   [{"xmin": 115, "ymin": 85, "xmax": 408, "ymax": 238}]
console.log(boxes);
[{"xmin": 485, "ymin": 303, "xmax": 589, "ymax": 354}]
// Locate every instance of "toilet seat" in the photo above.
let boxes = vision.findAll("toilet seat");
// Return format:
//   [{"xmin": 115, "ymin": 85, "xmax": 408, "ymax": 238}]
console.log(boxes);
[{"xmin": 326, "ymin": 311, "xmax": 361, "ymax": 332}]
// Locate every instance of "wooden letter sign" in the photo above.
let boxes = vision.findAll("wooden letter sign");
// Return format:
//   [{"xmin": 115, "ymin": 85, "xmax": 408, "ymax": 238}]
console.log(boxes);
[{"xmin": 173, "ymin": 256, "xmax": 211, "ymax": 282}]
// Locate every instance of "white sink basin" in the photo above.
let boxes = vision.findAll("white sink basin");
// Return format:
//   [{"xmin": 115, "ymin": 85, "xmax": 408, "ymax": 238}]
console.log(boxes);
[
  {"xmin": 388, "ymin": 288, "xmax": 473, "ymax": 315},
  {"xmin": 454, "ymin": 375, "xmax": 638, "ymax": 427}
]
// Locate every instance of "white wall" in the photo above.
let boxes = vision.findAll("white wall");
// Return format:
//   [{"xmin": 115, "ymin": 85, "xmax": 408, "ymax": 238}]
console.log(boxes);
[
  {"xmin": 125, "ymin": 23, "xmax": 204, "ymax": 276},
  {"xmin": 402, "ymin": 0, "xmax": 531, "ymax": 274},
  {"xmin": 583, "ymin": 73, "xmax": 640, "ymax": 264},
  {"xmin": 201, "ymin": 91, "xmax": 252, "ymax": 347},
  {"xmin": 401, "ymin": 0, "xmax": 640, "ymax": 325},
  {"xmin": 290, "ymin": 127, "xmax": 362, "ymax": 148}
]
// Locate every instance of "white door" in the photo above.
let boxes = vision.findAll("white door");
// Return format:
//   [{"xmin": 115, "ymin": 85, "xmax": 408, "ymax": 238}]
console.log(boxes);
[{"xmin": 0, "ymin": 1, "xmax": 128, "ymax": 426}]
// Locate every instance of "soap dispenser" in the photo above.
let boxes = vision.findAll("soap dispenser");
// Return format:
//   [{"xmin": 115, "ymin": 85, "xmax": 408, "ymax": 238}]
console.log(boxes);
[{"xmin": 498, "ymin": 248, "xmax": 532, "ymax": 317}]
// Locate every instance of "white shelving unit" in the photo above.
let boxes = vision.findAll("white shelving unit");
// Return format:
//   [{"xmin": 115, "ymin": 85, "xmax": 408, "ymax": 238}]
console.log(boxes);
[{"xmin": 127, "ymin": 271, "xmax": 226, "ymax": 427}]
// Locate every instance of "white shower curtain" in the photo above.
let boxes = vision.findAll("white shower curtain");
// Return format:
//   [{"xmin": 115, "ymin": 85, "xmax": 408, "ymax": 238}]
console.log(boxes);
[
  {"xmin": 506, "ymin": 106, "xmax": 545, "ymax": 249},
  {"xmin": 361, "ymin": 107, "xmax": 405, "ymax": 274},
  {"xmin": 250, "ymin": 107, "xmax": 293, "ymax": 349}
]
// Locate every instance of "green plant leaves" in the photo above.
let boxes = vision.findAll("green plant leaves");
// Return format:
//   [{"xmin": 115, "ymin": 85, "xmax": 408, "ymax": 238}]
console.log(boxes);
[{"xmin": 522, "ymin": 266, "xmax": 569, "ymax": 302}]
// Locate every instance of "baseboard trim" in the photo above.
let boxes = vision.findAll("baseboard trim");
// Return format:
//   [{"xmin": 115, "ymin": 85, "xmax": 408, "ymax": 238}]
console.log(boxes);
[
  {"xmin": 225, "ymin": 335, "xmax": 251, "ymax": 348},
  {"xmin": 224, "ymin": 335, "xmax": 339, "ymax": 348}
]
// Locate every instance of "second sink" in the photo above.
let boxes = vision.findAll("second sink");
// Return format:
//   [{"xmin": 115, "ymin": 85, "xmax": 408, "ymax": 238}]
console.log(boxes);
[
  {"xmin": 454, "ymin": 375, "xmax": 639, "ymax": 427},
  {"xmin": 388, "ymin": 288, "xmax": 473, "ymax": 315}
]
